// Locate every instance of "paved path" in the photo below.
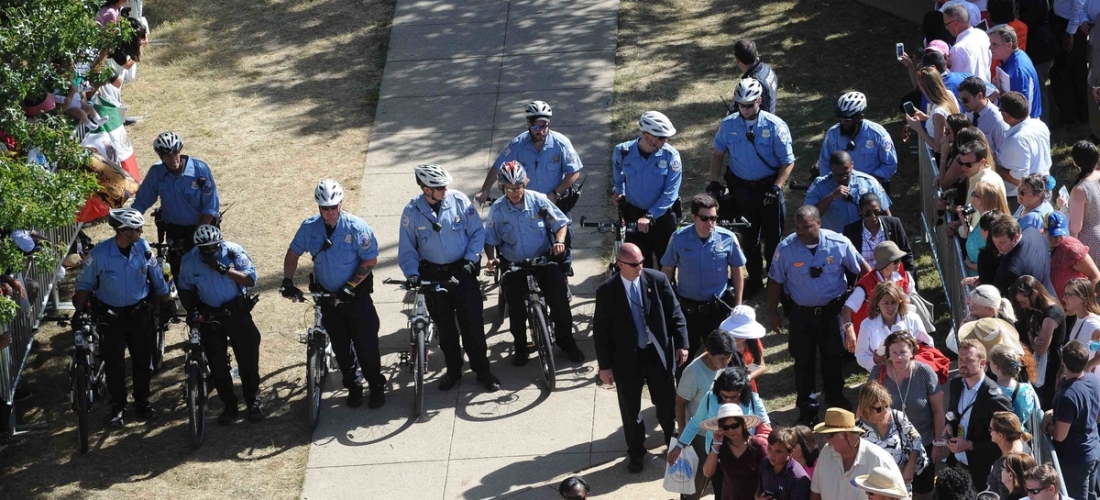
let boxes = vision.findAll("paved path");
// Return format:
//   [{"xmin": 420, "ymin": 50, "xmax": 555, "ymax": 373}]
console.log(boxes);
[{"xmin": 300, "ymin": 0, "xmax": 695, "ymax": 498}]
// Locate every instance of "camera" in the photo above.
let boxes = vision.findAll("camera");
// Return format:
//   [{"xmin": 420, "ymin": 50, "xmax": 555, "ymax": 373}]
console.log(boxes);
[{"xmin": 961, "ymin": 204, "xmax": 977, "ymax": 216}]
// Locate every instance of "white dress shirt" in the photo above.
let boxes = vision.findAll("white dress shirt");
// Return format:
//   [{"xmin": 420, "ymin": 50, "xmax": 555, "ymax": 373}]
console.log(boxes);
[
  {"xmin": 954, "ymin": 374, "xmax": 986, "ymax": 465},
  {"xmin": 620, "ymin": 274, "xmax": 665, "ymax": 365},
  {"xmin": 855, "ymin": 310, "xmax": 934, "ymax": 372},
  {"xmin": 999, "ymin": 118, "xmax": 1052, "ymax": 197},
  {"xmin": 951, "ymin": 27, "xmax": 992, "ymax": 82},
  {"xmin": 1053, "ymin": 0, "xmax": 1090, "ymax": 33}
]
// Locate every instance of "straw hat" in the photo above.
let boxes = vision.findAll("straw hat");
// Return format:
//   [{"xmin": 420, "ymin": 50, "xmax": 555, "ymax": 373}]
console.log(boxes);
[
  {"xmin": 854, "ymin": 466, "xmax": 909, "ymax": 499},
  {"xmin": 719, "ymin": 306, "xmax": 765, "ymax": 340},
  {"xmin": 700, "ymin": 403, "xmax": 763, "ymax": 432},
  {"xmin": 957, "ymin": 317, "xmax": 1023, "ymax": 355},
  {"xmin": 813, "ymin": 408, "xmax": 866, "ymax": 434}
]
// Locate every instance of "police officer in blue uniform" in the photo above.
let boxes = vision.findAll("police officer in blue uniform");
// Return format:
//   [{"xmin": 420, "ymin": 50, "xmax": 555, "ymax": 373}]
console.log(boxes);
[
  {"xmin": 613, "ymin": 111, "xmax": 683, "ymax": 269},
  {"xmin": 483, "ymin": 161, "xmax": 586, "ymax": 366},
  {"xmin": 708, "ymin": 78, "xmax": 795, "ymax": 298},
  {"xmin": 280, "ymin": 179, "xmax": 386, "ymax": 409},
  {"xmin": 131, "ymin": 131, "xmax": 221, "ymax": 278},
  {"xmin": 767, "ymin": 205, "xmax": 870, "ymax": 425},
  {"xmin": 399, "ymin": 164, "xmax": 501, "ymax": 392},
  {"xmin": 178, "ymin": 225, "xmax": 264, "ymax": 424},
  {"xmin": 733, "ymin": 40, "xmax": 779, "ymax": 114},
  {"xmin": 805, "ymin": 151, "xmax": 892, "ymax": 233},
  {"xmin": 72, "ymin": 208, "xmax": 170, "ymax": 426},
  {"xmin": 659, "ymin": 194, "xmax": 746, "ymax": 377},
  {"xmin": 815, "ymin": 92, "xmax": 898, "ymax": 191}
]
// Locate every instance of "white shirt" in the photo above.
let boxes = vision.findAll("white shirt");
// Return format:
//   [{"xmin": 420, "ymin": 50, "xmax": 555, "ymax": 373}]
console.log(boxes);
[
  {"xmin": 1071, "ymin": 315, "xmax": 1100, "ymax": 377},
  {"xmin": 860, "ymin": 225, "xmax": 888, "ymax": 266},
  {"xmin": 620, "ymin": 274, "xmax": 664, "ymax": 363},
  {"xmin": 951, "ymin": 27, "xmax": 992, "ymax": 83},
  {"xmin": 844, "ymin": 270, "xmax": 915, "ymax": 314},
  {"xmin": 1053, "ymin": 0, "xmax": 1090, "ymax": 33},
  {"xmin": 972, "ymin": 101, "xmax": 1008, "ymax": 155},
  {"xmin": 811, "ymin": 438, "xmax": 902, "ymax": 500},
  {"xmin": 855, "ymin": 310, "xmax": 934, "ymax": 372},
  {"xmin": 999, "ymin": 118, "xmax": 1052, "ymax": 197},
  {"xmin": 954, "ymin": 374, "xmax": 985, "ymax": 465}
]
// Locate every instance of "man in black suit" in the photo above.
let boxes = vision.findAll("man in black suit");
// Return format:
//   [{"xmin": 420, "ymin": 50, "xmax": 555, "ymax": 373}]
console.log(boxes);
[
  {"xmin": 841, "ymin": 192, "xmax": 914, "ymax": 276},
  {"xmin": 593, "ymin": 243, "xmax": 689, "ymax": 473},
  {"xmin": 946, "ymin": 339, "xmax": 1013, "ymax": 491}
]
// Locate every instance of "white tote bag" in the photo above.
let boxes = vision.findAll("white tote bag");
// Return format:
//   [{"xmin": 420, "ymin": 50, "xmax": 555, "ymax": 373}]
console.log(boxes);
[{"xmin": 663, "ymin": 437, "xmax": 698, "ymax": 495}]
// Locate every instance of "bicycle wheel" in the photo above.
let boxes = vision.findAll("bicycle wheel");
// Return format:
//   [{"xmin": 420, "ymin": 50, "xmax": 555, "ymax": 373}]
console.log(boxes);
[
  {"xmin": 530, "ymin": 306, "xmax": 556, "ymax": 391},
  {"xmin": 186, "ymin": 361, "xmax": 206, "ymax": 448},
  {"xmin": 306, "ymin": 338, "xmax": 324, "ymax": 430},
  {"xmin": 152, "ymin": 325, "xmax": 166, "ymax": 371},
  {"xmin": 413, "ymin": 328, "xmax": 425, "ymax": 418},
  {"xmin": 75, "ymin": 362, "xmax": 90, "ymax": 454}
]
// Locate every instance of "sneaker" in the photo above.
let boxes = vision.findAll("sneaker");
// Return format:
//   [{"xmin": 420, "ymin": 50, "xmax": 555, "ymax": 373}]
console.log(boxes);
[
  {"xmin": 346, "ymin": 386, "xmax": 364, "ymax": 408},
  {"xmin": 109, "ymin": 407, "xmax": 125, "ymax": 427},
  {"xmin": 511, "ymin": 346, "xmax": 529, "ymax": 367},
  {"xmin": 134, "ymin": 405, "xmax": 158, "ymax": 421},
  {"xmin": 368, "ymin": 386, "xmax": 385, "ymax": 409},
  {"xmin": 247, "ymin": 402, "xmax": 264, "ymax": 423},
  {"xmin": 477, "ymin": 372, "xmax": 501, "ymax": 392},
  {"xmin": 561, "ymin": 345, "xmax": 586, "ymax": 363},
  {"xmin": 218, "ymin": 407, "xmax": 239, "ymax": 426},
  {"xmin": 438, "ymin": 372, "xmax": 461, "ymax": 391}
]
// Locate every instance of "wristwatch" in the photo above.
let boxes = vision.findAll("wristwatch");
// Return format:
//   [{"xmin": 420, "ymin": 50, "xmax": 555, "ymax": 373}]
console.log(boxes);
[{"xmin": 644, "ymin": 212, "xmax": 655, "ymax": 220}]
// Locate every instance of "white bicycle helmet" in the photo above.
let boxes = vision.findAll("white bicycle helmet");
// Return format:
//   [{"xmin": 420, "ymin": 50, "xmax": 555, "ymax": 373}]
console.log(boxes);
[
  {"xmin": 638, "ymin": 111, "xmax": 677, "ymax": 137},
  {"xmin": 733, "ymin": 78, "xmax": 764, "ymax": 104},
  {"xmin": 498, "ymin": 160, "xmax": 527, "ymax": 185},
  {"xmin": 108, "ymin": 207, "xmax": 145, "ymax": 229},
  {"xmin": 314, "ymin": 179, "xmax": 345, "ymax": 206},
  {"xmin": 193, "ymin": 224, "xmax": 223, "ymax": 246},
  {"xmin": 836, "ymin": 92, "xmax": 868, "ymax": 118},
  {"xmin": 525, "ymin": 100, "xmax": 553, "ymax": 119},
  {"xmin": 153, "ymin": 131, "xmax": 183, "ymax": 154},
  {"xmin": 414, "ymin": 164, "xmax": 453, "ymax": 188}
]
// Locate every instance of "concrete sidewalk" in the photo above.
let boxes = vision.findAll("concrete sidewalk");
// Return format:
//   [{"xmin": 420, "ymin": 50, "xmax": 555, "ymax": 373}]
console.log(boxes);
[{"xmin": 301, "ymin": 0, "xmax": 693, "ymax": 498}]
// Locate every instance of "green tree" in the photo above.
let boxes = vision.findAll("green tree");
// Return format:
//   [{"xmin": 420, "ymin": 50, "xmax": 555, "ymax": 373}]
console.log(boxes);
[{"xmin": 0, "ymin": 0, "xmax": 130, "ymax": 322}]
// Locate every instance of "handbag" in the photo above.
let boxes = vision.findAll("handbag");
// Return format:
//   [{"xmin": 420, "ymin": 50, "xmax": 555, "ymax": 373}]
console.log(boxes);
[{"xmin": 663, "ymin": 436, "xmax": 698, "ymax": 494}]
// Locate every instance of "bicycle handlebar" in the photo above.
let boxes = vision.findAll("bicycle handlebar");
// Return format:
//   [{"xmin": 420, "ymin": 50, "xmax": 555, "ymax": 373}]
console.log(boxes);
[
  {"xmin": 676, "ymin": 216, "xmax": 752, "ymax": 229},
  {"xmin": 498, "ymin": 256, "xmax": 554, "ymax": 272},
  {"xmin": 382, "ymin": 277, "xmax": 457, "ymax": 292},
  {"xmin": 578, "ymin": 216, "xmax": 638, "ymax": 232}
]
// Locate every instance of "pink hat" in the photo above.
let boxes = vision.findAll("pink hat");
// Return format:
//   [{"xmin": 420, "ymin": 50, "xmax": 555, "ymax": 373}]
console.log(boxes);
[{"xmin": 926, "ymin": 40, "xmax": 950, "ymax": 55}]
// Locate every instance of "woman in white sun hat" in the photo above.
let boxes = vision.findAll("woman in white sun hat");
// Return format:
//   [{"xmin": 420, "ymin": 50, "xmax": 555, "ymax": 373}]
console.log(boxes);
[
  {"xmin": 700, "ymin": 403, "xmax": 766, "ymax": 500},
  {"xmin": 720, "ymin": 306, "xmax": 768, "ymax": 393},
  {"xmin": 854, "ymin": 466, "xmax": 911, "ymax": 500}
]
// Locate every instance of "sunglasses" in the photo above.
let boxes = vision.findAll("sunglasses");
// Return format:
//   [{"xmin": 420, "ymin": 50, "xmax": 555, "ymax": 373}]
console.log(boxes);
[
  {"xmin": 529, "ymin": 123, "xmax": 549, "ymax": 131},
  {"xmin": 696, "ymin": 215, "xmax": 719, "ymax": 222},
  {"xmin": 319, "ymin": 205, "xmax": 340, "ymax": 212},
  {"xmin": 960, "ymin": 96, "xmax": 973, "ymax": 104},
  {"xmin": 618, "ymin": 260, "xmax": 643, "ymax": 268},
  {"xmin": 861, "ymin": 209, "xmax": 884, "ymax": 218},
  {"xmin": 502, "ymin": 186, "xmax": 523, "ymax": 193},
  {"xmin": 958, "ymin": 160, "xmax": 981, "ymax": 168},
  {"xmin": 737, "ymin": 102, "xmax": 755, "ymax": 109},
  {"xmin": 721, "ymin": 422, "xmax": 743, "ymax": 430},
  {"xmin": 869, "ymin": 406, "xmax": 885, "ymax": 414},
  {"xmin": 649, "ymin": 134, "xmax": 668, "ymax": 142},
  {"xmin": 1027, "ymin": 487, "xmax": 1048, "ymax": 495}
]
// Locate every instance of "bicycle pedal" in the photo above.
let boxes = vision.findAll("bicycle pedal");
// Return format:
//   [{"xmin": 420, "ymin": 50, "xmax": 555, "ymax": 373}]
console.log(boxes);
[
  {"xmin": 398, "ymin": 352, "xmax": 410, "ymax": 366},
  {"xmin": 297, "ymin": 334, "xmax": 309, "ymax": 344}
]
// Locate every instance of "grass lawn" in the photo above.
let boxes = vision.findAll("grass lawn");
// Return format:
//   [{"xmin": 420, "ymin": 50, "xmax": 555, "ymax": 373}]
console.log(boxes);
[{"xmin": 0, "ymin": 0, "xmax": 394, "ymax": 498}]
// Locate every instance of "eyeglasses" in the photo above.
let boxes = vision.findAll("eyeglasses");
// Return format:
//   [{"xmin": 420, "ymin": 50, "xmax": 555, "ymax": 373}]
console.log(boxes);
[
  {"xmin": 861, "ymin": 209, "xmax": 884, "ymax": 218},
  {"xmin": 960, "ymin": 96, "xmax": 973, "ymax": 104},
  {"xmin": 617, "ymin": 260, "xmax": 643, "ymax": 268},
  {"xmin": 502, "ymin": 186, "xmax": 523, "ymax": 193},
  {"xmin": 869, "ymin": 406, "xmax": 885, "ymax": 414},
  {"xmin": 319, "ymin": 205, "xmax": 340, "ymax": 212},
  {"xmin": 944, "ymin": 19, "xmax": 961, "ymax": 28},
  {"xmin": 696, "ymin": 215, "xmax": 719, "ymax": 222},
  {"xmin": 529, "ymin": 123, "xmax": 549, "ymax": 131},
  {"xmin": 721, "ymin": 422, "xmax": 743, "ymax": 430},
  {"xmin": 737, "ymin": 102, "xmax": 755, "ymax": 109},
  {"xmin": 1026, "ymin": 487, "xmax": 1049, "ymax": 495},
  {"xmin": 428, "ymin": 186, "xmax": 447, "ymax": 192}
]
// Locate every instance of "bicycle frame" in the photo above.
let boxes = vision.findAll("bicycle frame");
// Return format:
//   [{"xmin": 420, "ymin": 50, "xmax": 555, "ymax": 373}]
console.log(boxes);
[{"xmin": 69, "ymin": 312, "xmax": 106, "ymax": 410}]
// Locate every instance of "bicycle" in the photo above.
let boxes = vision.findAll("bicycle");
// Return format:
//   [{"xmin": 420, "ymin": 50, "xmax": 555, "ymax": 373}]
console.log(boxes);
[
  {"xmin": 382, "ymin": 276, "xmax": 454, "ymax": 418},
  {"xmin": 65, "ymin": 306, "xmax": 107, "ymax": 454},
  {"xmin": 150, "ymin": 208, "xmax": 182, "ymax": 371},
  {"xmin": 496, "ymin": 257, "xmax": 558, "ymax": 391},
  {"xmin": 578, "ymin": 215, "xmax": 638, "ymax": 279},
  {"xmin": 294, "ymin": 274, "xmax": 339, "ymax": 430},
  {"xmin": 181, "ymin": 310, "xmax": 221, "ymax": 449}
]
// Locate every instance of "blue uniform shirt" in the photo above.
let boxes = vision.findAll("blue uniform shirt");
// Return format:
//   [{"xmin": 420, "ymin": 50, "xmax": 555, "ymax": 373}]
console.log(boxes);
[
  {"xmin": 804, "ymin": 171, "xmax": 892, "ymax": 233},
  {"xmin": 816, "ymin": 120, "xmax": 898, "ymax": 181},
  {"xmin": 132, "ymin": 156, "xmax": 220, "ymax": 226},
  {"xmin": 177, "ymin": 242, "xmax": 256, "ymax": 308},
  {"xmin": 612, "ymin": 139, "xmax": 683, "ymax": 217},
  {"xmin": 1000, "ymin": 49, "xmax": 1043, "ymax": 119},
  {"xmin": 742, "ymin": 62, "xmax": 779, "ymax": 114},
  {"xmin": 289, "ymin": 211, "xmax": 379, "ymax": 293},
  {"xmin": 712, "ymin": 111, "xmax": 796, "ymax": 181},
  {"xmin": 660, "ymin": 226, "xmax": 748, "ymax": 301},
  {"xmin": 493, "ymin": 130, "xmax": 583, "ymax": 195},
  {"xmin": 76, "ymin": 238, "xmax": 169, "ymax": 308},
  {"xmin": 398, "ymin": 191, "xmax": 485, "ymax": 278},
  {"xmin": 768, "ymin": 229, "xmax": 866, "ymax": 306},
  {"xmin": 484, "ymin": 190, "xmax": 569, "ymax": 262}
]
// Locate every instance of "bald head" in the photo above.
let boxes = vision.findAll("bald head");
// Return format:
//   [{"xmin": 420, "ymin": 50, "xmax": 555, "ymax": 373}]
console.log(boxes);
[
  {"xmin": 619, "ymin": 243, "xmax": 642, "ymax": 261},
  {"xmin": 830, "ymin": 150, "xmax": 852, "ymax": 166},
  {"xmin": 617, "ymin": 243, "xmax": 645, "ymax": 279}
]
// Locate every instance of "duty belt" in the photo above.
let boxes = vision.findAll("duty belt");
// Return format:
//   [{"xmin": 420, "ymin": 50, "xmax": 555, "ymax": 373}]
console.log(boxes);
[
  {"xmin": 678, "ymin": 296, "xmax": 717, "ymax": 314},
  {"xmin": 792, "ymin": 297, "xmax": 844, "ymax": 316}
]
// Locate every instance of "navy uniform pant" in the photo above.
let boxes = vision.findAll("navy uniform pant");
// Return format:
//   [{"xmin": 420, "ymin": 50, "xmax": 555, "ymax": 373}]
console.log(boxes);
[
  {"xmin": 424, "ymin": 275, "xmax": 491, "ymax": 376},
  {"xmin": 99, "ymin": 302, "xmax": 154, "ymax": 410},
  {"xmin": 320, "ymin": 290, "xmax": 385, "ymax": 390},
  {"xmin": 788, "ymin": 303, "xmax": 844, "ymax": 412},
  {"xmin": 725, "ymin": 176, "xmax": 784, "ymax": 286},
  {"xmin": 198, "ymin": 306, "xmax": 262, "ymax": 408},
  {"xmin": 501, "ymin": 261, "xmax": 578, "ymax": 350}
]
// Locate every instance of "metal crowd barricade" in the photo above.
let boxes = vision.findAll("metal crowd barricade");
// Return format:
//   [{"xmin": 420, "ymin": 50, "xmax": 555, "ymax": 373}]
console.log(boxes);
[
  {"xmin": 1029, "ymin": 406, "xmax": 1069, "ymax": 497},
  {"xmin": 916, "ymin": 138, "xmax": 971, "ymax": 341},
  {"xmin": 0, "ymin": 223, "xmax": 82, "ymax": 434}
]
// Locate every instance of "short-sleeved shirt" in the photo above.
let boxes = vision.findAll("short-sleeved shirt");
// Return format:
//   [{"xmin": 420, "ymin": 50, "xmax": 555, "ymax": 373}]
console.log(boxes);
[
  {"xmin": 483, "ymin": 190, "xmax": 568, "ymax": 262},
  {"xmin": 870, "ymin": 362, "xmax": 943, "ymax": 445},
  {"xmin": 660, "ymin": 225, "xmax": 747, "ymax": 301},
  {"xmin": 75, "ymin": 238, "xmax": 169, "ymax": 308},
  {"xmin": 999, "ymin": 50, "xmax": 1043, "ymax": 119},
  {"xmin": 131, "ymin": 156, "xmax": 221, "ymax": 226},
  {"xmin": 398, "ymin": 192, "xmax": 485, "ymax": 277},
  {"xmin": 712, "ymin": 111, "xmax": 796, "ymax": 181},
  {"xmin": 289, "ymin": 211, "xmax": 379, "ymax": 293},
  {"xmin": 951, "ymin": 27, "xmax": 992, "ymax": 82},
  {"xmin": 1071, "ymin": 315, "xmax": 1100, "ymax": 378},
  {"xmin": 1014, "ymin": 200, "xmax": 1053, "ymax": 232},
  {"xmin": 177, "ymin": 242, "xmax": 256, "ymax": 308},
  {"xmin": 768, "ymin": 229, "xmax": 866, "ymax": 306},
  {"xmin": 612, "ymin": 139, "xmax": 683, "ymax": 217},
  {"xmin": 816, "ymin": 120, "xmax": 898, "ymax": 181},
  {"xmin": 719, "ymin": 440, "xmax": 767, "ymax": 500},
  {"xmin": 804, "ymin": 171, "xmax": 892, "ymax": 233},
  {"xmin": 758, "ymin": 457, "xmax": 812, "ymax": 500},
  {"xmin": 492, "ymin": 130, "xmax": 582, "ymax": 195},
  {"xmin": 811, "ymin": 439, "xmax": 902, "ymax": 500},
  {"xmin": 677, "ymin": 355, "xmax": 720, "ymax": 419},
  {"xmin": 1051, "ymin": 236, "xmax": 1091, "ymax": 302},
  {"xmin": 999, "ymin": 118, "xmax": 1052, "ymax": 198},
  {"xmin": 1052, "ymin": 373, "xmax": 1100, "ymax": 463}
]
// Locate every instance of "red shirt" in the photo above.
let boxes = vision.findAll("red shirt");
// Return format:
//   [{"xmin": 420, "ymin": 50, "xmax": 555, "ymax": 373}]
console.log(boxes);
[{"xmin": 1051, "ymin": 236, "xmax": 1090, "ymax": 303}]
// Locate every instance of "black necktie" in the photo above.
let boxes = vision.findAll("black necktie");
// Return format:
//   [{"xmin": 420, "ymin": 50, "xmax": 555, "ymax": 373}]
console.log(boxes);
[{"xmin": 972, "ymin": 111, "xmax": 979, "ymax": 128}]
